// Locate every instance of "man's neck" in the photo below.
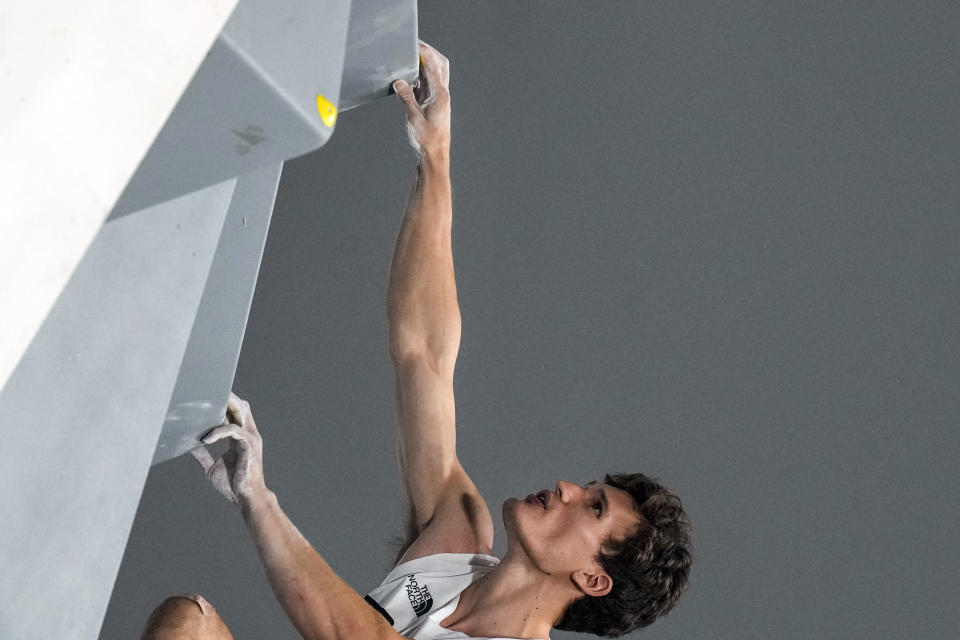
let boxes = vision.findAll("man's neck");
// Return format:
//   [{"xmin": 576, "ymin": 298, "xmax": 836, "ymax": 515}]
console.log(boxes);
[{"xmin": 440, "ymin": 554, "xmax": 569, "ymax": 640}]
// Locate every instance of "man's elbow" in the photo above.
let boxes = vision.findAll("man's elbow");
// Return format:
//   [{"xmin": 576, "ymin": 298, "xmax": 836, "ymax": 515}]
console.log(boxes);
[
  {"xmin": 389, "ymin": 334, "xmax": 459, "ymax": 376},
  {"xmin": 391, "ymin": 349, "xmax": 458, "ymax": 383},
  {"xmin": 388, "ymin": 332, "xmax": 426, "ymax": 364}
]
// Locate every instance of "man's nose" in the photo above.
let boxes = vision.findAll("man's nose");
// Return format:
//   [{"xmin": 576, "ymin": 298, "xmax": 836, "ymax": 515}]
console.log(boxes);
[{"xmin": 555, "ymin": 480, "xmax": 580, "ymax": 502}]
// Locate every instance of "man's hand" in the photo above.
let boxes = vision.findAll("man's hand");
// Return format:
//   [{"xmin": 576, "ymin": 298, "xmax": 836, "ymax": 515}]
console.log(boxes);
[
  {"xmin": 393, "ymin": 41, "xmax": 451, "ymax": 159},
  {"xmin": 190, "ymin": 398, "xmax": 404, "ymax": 640},
  {"xmin": 191, "ymin": 392, "xmax": 267, "ymax": 507}
]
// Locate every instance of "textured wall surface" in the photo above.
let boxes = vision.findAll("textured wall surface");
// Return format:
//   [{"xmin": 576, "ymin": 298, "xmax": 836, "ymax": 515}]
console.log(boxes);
[{"xmin": 102, "ymin": 3, "xmax": 960, "ymax": 639}]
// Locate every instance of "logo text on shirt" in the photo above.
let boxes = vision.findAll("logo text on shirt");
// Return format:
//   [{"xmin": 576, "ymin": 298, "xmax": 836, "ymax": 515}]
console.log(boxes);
[{"xmin": 404, "ymin": 573, "xmax": 433, "ymax": 617}]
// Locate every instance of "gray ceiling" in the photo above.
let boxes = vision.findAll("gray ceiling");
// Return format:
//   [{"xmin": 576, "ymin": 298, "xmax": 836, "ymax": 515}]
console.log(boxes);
[{"xmin": 102, "ymin": 2, "xmax": 960, "ymax": 639}]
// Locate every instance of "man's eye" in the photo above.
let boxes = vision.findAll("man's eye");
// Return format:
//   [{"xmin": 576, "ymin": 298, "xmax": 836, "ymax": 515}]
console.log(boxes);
[{"xmin": 593, "ymin": 503, "xmax": 602, "ymax": 517}]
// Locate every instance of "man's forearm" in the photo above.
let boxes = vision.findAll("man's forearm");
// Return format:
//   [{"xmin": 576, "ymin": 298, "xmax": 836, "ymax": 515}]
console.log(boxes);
[
  {"xmin": 241, "ymin": 490, "xmax": 395, "ymax": 640},
  {"xmin": 386, "ymin": 151, "xmax": 461, "ymax": 368}
]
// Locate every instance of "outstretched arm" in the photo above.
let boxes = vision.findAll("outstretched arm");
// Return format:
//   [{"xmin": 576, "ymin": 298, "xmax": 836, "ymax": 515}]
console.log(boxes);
[
  {"xmin": 192, "ymin": 395, "xmax": 403, "ymax": 640},
  {"xmin": 386, "ymin": 43, "xmax": 493, "ymax": 558},
  {"xmin": 387, "ymin": 43, "xmax": 461, "ymax": 526},
  {"xmin": 387, "ymin": 43, "xmax": 457, "ymax": 372}
]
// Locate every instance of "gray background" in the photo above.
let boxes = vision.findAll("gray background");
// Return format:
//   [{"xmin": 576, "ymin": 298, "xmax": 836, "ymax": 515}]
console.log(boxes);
[{"xmin": 101, "ymin": 2, "xmax": 960, "ymax": 639}]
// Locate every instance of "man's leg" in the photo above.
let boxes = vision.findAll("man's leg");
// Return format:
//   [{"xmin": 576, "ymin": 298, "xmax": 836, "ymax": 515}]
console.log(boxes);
[{"xmin": 141, "ymin": 594, "xmax": 234, "ymax": 640}]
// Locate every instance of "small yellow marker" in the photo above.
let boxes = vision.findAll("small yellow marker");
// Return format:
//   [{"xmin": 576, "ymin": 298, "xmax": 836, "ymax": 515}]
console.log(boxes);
[{"xmin": 315, "ymin": 94, "xmax": 337, "ymax": 127}]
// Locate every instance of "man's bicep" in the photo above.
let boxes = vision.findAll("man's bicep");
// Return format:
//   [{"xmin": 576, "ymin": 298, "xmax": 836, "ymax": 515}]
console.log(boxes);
[
  {"xmin": 392, "ymin": 355, "xmax": 460, "ymax": 529},
  {"xmin": 391, "ymin": 357, "xmax": 493, "ymax": 555}
]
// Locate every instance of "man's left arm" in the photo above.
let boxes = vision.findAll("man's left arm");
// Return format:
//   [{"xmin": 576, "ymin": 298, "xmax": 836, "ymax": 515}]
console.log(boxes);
[
  {"xmin": 192, "ymin": 394, "xmax": 405, "ymax": 640},
  {"xmin": 241, "ymin": 488, "xmax": 401, "ymax": 640}
]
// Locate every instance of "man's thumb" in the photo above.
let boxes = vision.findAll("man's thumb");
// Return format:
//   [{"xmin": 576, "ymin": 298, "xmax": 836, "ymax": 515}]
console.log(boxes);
[{"xmin": 393, "ymin": 80, "xmax": 419, "ymax": 113}]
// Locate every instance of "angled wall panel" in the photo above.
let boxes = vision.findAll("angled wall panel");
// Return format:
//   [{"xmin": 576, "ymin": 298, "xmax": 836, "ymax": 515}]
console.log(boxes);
[
  {"xmin": 0, "ymin": 180, "xmax": 236, "ymax": 640},
  {"xmin": 0, "ymin": 1, "xmax": 420, "ymax": 637},
  {"xmin": 340, "ymin": 0, "xmax": 420, "ymax": 111},
  {"xmin": 154, "ymin": 163, "xmax": 284, "ymax": 464},
  {"xmin": 109, "ymin": 0, "xmax": 354, "ymax": 219}
]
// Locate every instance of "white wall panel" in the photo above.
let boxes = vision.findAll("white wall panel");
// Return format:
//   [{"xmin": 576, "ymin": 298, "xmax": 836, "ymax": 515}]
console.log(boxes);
[{"xmin": 0, "ymin": 0, "xmax": 238, "ymax": 392}]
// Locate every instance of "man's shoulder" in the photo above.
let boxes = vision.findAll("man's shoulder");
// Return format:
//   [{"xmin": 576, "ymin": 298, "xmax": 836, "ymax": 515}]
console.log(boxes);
[{"xmin": 395, "ymin": 466, "xmax": 495, "ymax": 567}]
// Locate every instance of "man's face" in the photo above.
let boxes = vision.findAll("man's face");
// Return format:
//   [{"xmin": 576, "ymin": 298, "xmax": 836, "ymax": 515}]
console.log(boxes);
[{"xmin": 503, "ymin": 479, "xmax": 643, "ymax": 583}]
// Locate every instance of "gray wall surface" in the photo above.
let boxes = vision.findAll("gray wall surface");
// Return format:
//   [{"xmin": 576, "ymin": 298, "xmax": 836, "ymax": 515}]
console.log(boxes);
[
  {"xmin": 2, "ymin": 179, "xmax": 234, "ymax": 640},
  {"xmin": 101, "ymin": 2, "xmax": 960, "ymax": 639}
]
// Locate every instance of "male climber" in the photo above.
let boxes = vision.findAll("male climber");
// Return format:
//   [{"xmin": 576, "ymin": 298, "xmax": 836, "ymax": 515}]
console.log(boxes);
[{"xmin": 141, "ymin": 42, "xmax": 692, "ymax": 640}]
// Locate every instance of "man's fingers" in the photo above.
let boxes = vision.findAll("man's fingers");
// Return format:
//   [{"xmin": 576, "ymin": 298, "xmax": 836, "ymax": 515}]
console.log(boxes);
[
  {"xmin": 201, "ymin": 423, "xmax": 248, "ymax": 448},
  {"xmin": 417, "ymin": 41, "xmax": 444, "ymax": 69},
  {"xmin": 190, "ymin": 446, "xmax": 216, "ymax": 473},
  {"xmin": 227, "ymin": 392, "xmax": 244, "ymax": 413},
  {"xmin": 417, "ymin": 41, "xmax": 449, "ymax": 90},
  {"xmin": 393, "ymin": 79, "xmax": 423, "ymax": 119},
  {"xmin": 242, "ymin": 411, "xmax": 260, "ymax": 437},
  {"xmin": 223, "ymin": 447, "xmax": 239, "ymax": 474},
  {"xmin": 191, "ymin": 448, "xmax": 237, "ymax": 503},
  {"xmin": 226, "ymin": 392, "xmax": 249, "ymax": 427}
]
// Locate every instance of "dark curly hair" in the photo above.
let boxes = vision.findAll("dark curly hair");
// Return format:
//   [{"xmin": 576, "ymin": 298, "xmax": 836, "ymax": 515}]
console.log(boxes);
[{"xmin": 554, "ymin": 472, "xmax": 692, "ymax": 637}]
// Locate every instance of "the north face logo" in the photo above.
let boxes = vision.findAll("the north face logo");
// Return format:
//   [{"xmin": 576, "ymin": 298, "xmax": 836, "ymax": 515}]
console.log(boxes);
[{"xmin": 404, "ymin": 573, "xmax": 433, "ymax": 617}]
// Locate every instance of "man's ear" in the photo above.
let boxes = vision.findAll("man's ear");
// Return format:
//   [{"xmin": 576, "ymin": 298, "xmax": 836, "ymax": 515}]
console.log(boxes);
[{"xmin": 572, "ymin": 569, "xmax": 612, "ymax": 598}]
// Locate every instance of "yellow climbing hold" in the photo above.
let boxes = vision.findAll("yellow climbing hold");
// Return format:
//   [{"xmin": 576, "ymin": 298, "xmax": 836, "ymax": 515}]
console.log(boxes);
[{"xmin": 316, "ymin": 94, "xmax": 337, "ymax": 127}]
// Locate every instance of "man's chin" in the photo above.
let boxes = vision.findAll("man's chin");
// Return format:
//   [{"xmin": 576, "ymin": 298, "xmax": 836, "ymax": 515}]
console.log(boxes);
[{"xmin": 501, "ymin": 497, "xmax": 521, "ymax": 527}]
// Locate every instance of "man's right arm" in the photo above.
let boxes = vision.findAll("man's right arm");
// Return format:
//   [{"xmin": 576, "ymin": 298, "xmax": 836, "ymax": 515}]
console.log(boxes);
[
  {"xmin": 387, "ymin": 148, "xmax": 463, "ymax": 533},
  {"xmin": 387, "ymin": 43, "xmax": 461, "ymax": 529},
  {"xmin": 387, "ymin": 44, "xmax": 493, "ymax": 558}
]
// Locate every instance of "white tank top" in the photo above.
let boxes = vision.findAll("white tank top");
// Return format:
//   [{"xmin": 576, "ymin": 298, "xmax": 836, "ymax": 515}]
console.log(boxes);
[{"xmin": 363, "ymin": 552, "xmax": 548, "ymax": 640}]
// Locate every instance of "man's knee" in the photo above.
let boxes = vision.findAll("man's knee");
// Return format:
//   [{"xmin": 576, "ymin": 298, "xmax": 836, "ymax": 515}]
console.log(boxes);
[{"xmin": 142, "ymin": 594, "xmax": 233, "ymax": 639}]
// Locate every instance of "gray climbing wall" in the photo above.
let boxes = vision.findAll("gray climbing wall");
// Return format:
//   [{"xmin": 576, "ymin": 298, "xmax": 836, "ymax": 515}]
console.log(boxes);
[
  {"xmin": 0, "ymin": 0, "xmax": 418, "ymax": 637},
  {"xmin": 0, "ymin": 180, "xmax": 237, "ymax": 639},
  {"xmin": 152, "ymin": 163, "xmax": 283, "ymax": 465}
]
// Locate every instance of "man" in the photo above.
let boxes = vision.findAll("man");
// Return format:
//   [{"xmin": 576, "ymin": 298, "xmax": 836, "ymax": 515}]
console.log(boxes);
[{"xmin": 142, "ymin": 42, "xmax": 691, "ymax": 640}]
